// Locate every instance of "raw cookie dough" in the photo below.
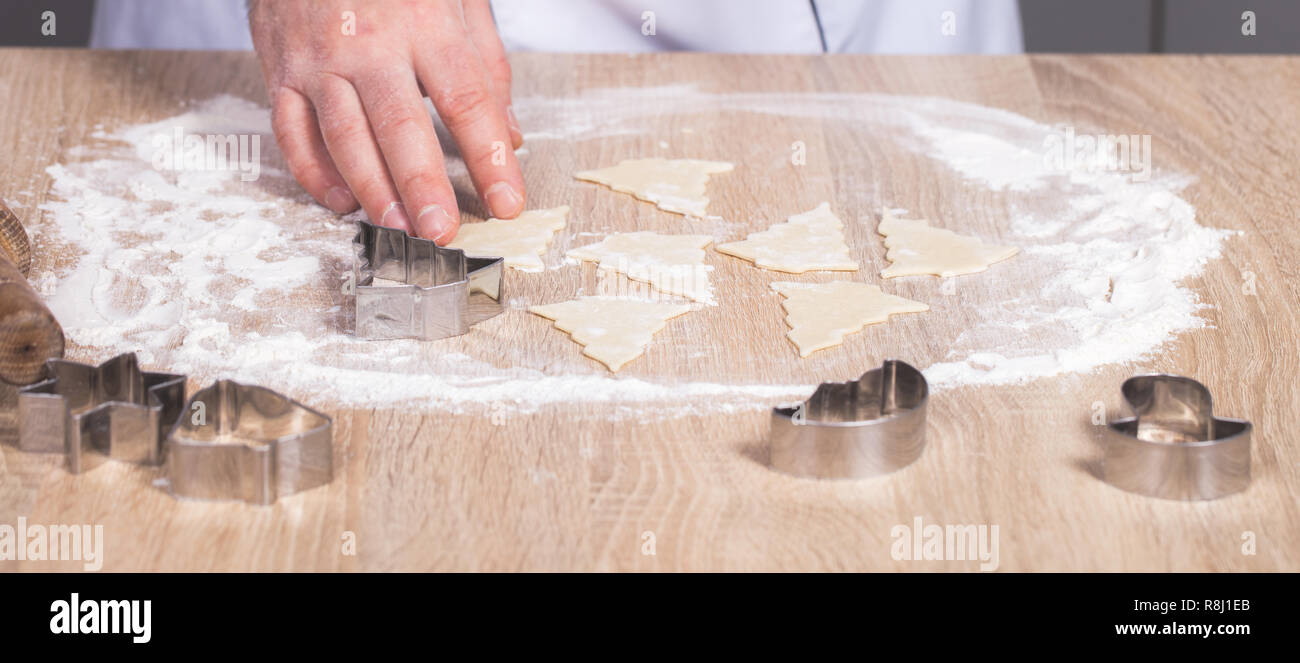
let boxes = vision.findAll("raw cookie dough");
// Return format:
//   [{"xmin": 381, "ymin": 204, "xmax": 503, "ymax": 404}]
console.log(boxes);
[
  {"xmin": 567, "ymin": 231, "xmax": 715, "ymax": 304},
  {"xmin": 446, "ymin": 205, "xmax": 569, "ymax": 272},
  {"xmin": 529, "ymin": 297, "xmax": 691, "ymax": 371},
  {"xmin": 717, "ymin": 202, "xmax": 859, "ymax": 273},
  {"xmin": 771, "ymin": 281, "xmax": 928, "ymax": 357},
  {"xmin": 878, "ymin": 209, "xmax": 1019, "ymax": 278},
  {"xmin": 575, "ymin": 158, "xmax": 734, "ymax": 217}
]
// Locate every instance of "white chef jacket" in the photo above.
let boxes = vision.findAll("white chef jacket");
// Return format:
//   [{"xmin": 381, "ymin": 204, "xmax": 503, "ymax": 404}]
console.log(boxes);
[{"xmin": 90, "ymin": 0, "xmax": 1022, "ymax": 53}]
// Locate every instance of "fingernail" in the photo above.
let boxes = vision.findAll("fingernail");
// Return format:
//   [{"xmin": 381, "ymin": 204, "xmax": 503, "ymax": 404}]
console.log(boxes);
[
  {"xmin": 416, "ymin": 205, "xmax": 455, "ymax": 244},
  {"xmin": 484, "ymin": 182, "xmax": 523, "ymax": 219},
  {"xmin": 380, "ymin": 202, "xmax": 411, "ymax": 232},
  {"xmin": 324, "ymin": 186, "xmax": 356, "ymax": 213}
]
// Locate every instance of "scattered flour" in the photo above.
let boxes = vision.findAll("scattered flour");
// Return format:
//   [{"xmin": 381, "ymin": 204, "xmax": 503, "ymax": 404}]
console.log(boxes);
[
  {"xmin": 29, "ymin": 86, "xmax": 1234, "ymax": 415},
  {"xmin": 516, "ymin": 85, "xmax": 1235, "ymax": 388},
  {"xmin": 33, "ymin": 95, "xmax": 808, "ymax": 415}
]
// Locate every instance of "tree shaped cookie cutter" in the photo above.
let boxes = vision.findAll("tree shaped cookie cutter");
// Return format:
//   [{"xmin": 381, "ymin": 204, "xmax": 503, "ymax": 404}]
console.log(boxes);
[
  {"xmin": 1101, "ymin": 374, "xmax": 1251, "ymax": 501},
  {"xmin": 770, "ymin": 359, "xmax": 928, "ymax": 479},
  {"xmin": 166, "ymin": 380, "xmax": 333, "ymax": 505},
  {"xmin": 352, "ymin": 218, "xmax": 505, "ymax": 340},
  {"xmin": 17, "ymin": 353, "xmax": 185, "ymax": 473}
]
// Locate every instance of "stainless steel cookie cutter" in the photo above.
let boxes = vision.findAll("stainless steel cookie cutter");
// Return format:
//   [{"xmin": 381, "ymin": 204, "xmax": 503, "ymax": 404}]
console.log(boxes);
[
  {"xmin": 353, "ymin": 218, "xmax": 504, "ymax": 340},
  {"xmin": 16, "ymin": 353, "xmax": 185, "ymax": 473},
  {"xmin": 166, "ymin": 379, "xmax": 333, "ymax": 505},
  {"xmin": 770, "ymin": 359, "xmax": 928, "ymax": 479},
  {"xmin": 1101, "ymin": 374, "xmax": 1251, "ymax": 501}
]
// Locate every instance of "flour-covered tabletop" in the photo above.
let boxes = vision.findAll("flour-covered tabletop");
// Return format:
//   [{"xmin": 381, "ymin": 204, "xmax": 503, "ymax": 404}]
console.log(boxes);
[{"xmin": 0, "ymin": 50, "xmax": 1296, "ymax": 571}]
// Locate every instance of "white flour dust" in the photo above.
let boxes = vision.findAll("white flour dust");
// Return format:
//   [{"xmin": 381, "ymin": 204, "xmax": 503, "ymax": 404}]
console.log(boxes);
[
  {"xmin": 516, "ymin": 85, "xmax": 1235, "ymax": 388},
  {"xmin": 33, "ymin": 95, "xmax": 807, "ymax": 416},
  {"xmin": 31, "ymin": 87, "xmax": 1235, "ymax": 415}
]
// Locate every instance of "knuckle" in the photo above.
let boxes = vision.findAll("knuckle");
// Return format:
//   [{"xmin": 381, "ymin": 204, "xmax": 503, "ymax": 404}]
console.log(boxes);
[
  {"xmin": 466, "ymin": 148, "xmax": 508, "ymax": 176},
  {"xmin": 485, "ymin": 53, "xmax": 512, "ymax": 83},
  {"xmin": 433, "ymin": 80, "xmax": 493, "ymax": 125},
  {"xmin": 270, "ymin": 89, "xmax": 306, "ymax": 124},
  {"xmin": 396, "ymin": 170, "xmax": 446, "ymax": 198},
  {"xmin": 285, "ymin": 153, "xmax": 325, "ymax": 186},
  {"xmin": 306, "ymin": 71, "xmax": 355, "ymax": 105},
  {"xmin": 372, "ymin": 111, "xmax": 426, "ymax": 138},
  {"xmin": 325, "ymin": 120, "xmax": 372, "ymax": 149},
  {"xmin": 339, "ymin": 40, "xmax": 395, "ymax": 68},
  {"xmin": 271, "ymin": 114, "xmax": 309, "ymax": 146},
  {"xmin": 270, "ymin": 111, "xmax": 295, "ymax": 138},
  {"xmin": 351, "ymin": 176, "xmax": 394, "ymax": 208}
]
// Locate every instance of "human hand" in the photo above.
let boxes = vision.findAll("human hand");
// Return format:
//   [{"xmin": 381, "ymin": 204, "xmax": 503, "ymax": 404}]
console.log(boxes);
[{"xmin": 249, "ymin": 0, "xmax": 525, "ymax": 244}]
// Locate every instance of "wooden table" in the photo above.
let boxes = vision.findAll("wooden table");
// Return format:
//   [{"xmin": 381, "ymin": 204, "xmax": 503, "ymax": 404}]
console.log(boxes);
[{"xmin": 1, "ymin": 50, "xmax": 1297, "ymax": 571}]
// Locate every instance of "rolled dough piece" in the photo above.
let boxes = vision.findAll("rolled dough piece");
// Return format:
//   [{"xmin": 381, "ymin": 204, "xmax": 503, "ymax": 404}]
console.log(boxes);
[
  {"xmin": 446, "ymin": 205, "xmax": 569, "ymax": 272},
  {"xmin": 878, "ymin": 209, "xmax": 1019, "ymax": 278},
  {"xmin": 529, "ymin": 297, "xmax": 691, "ymax": 372},
  {"xmin": 574, "ymin": 158, "xmax": 734, "ymax": 217},
  {"xmin": 716, "ymin": 202, "xmax": 859, "ymax": 273},
  {"xmin": 771, "ymin": 281, "xmax": 928, "ymax": 357},
  {"xmin": 567, "ymin": 231, "xmax": 715, "ymax": 304}
]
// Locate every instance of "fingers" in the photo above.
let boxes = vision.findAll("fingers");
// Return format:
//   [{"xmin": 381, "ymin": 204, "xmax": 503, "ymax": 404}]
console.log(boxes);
[
  {"xmin": 414, "ymin": 24, "xmax": 525, "ymax": 220},
  {"xmin": 352, "ymin": 69, "xmax": 461, "ymax": 244},
  {"xmin": 462, "ymin": 0, "xmax": 521, "ymax": 148},
  {"xmin": 270, "ymin": 88, "xmax": 356, "ymax": 214},
  {"xmin": 308, "ymin": 74, "xmax": 411, "ymax": 234}
]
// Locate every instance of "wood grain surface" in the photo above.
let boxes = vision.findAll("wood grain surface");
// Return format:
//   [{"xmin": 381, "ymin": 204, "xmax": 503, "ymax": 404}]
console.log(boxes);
[{"xmin": 0, "ymin": 50, "xmax": 1297, "ymax": 571}]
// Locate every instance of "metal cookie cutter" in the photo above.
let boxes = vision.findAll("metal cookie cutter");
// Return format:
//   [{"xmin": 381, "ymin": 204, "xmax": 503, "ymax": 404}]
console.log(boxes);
[
  {"xmin": 1101, "ymin": 374, "xmax": 1251, "ymax": 501},
  {"xmin": 17, "ymin": 353, "xmax": 185, "ymax": 473},
  {"xmin": 770, "ymin": 359, "xmax": 928, "ymax": 479},
  {"xmin": 353, "ymin": 218, "xmax": 504, "ymax": 340},
  {"xmin": 166, "ymin": 380, "xmax": 333, "ymax": 505}
]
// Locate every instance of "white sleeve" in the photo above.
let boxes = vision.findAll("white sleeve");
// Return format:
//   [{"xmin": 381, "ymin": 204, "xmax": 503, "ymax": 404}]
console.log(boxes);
[
  {"xmin": 91, "ymin": 0, "xmax": 253, "ymax": 50},
  {"xmin": 492, "ymin": 0, "xmax": 1022, "ymax": 54},
  {"xmin": 491, "ymin": 0, "xmax": 823, "ymax": 53},
  {"xmin": 813, "ymin": 0, "xmax": 1023, "ymax": 54},
  {"xmin": 87, "ymin": 0, "xmax": 1020, "ymax": 54}
]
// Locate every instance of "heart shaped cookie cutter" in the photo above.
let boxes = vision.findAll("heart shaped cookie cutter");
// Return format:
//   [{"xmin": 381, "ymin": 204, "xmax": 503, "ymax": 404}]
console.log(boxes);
[
  {"xmin": 770, "ymin": 359, "xmax": 928, "ymax": 479},
  {"xmin": 1102, "ymin": 374, "xmax": 1251, "ymax": 501}
]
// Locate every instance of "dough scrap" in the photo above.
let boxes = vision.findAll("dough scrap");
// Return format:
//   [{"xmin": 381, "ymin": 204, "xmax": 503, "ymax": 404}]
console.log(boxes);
[
  {"xmin": 717, "ymin": 202, "xmax": 859, "ymax": 273},
  {"xmin": 567, "ymin": 231, "xmax": 715, "ymax": 304},
  {"xmin": 878, "ymin": 209, "xmax": 1019, "ymax": 278},
  {"xmin": 575, "ymin": 158, "xmax": 734, "ymax": 217},
  {"xmin": 529, "ymin": 297, "xmax": 691, "ymax": 371},
  {"xmin": 771, "ymin": 281, "xmax": 928, "ymax": 357},
  {"xmin": 446, "ymin": 206, "xmax": 569, "ymax": 272}
]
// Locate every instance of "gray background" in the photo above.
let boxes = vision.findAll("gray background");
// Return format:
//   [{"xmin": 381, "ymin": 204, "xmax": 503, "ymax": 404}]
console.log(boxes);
[
  {"xmin": 0, "ymin": 0, "xmax": 1297, "ymax": 52},
  {"xmin": 1020, "ymin": 0, "xmax": 1300, "ymax": 53}
]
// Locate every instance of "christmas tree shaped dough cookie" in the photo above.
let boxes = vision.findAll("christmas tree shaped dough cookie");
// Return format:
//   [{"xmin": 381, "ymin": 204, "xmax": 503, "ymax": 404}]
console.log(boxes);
[
  {"xmin": 878, "ymin": 209, "xmax": 1018, "ymax": 278},
  {"xmin": 446, "ymin": 206, "xmax": 569, "ymax": 272},
  {"xmin": 529, "ymin": 297, "xmax": 691, "ymax": 371},
  {"xmin": 567, "ymin": 232, "xmax": 715, "ymax": 304},
  {"xmin": 575, "ymin": 158, "xmax": 733, "ymax": 217},
  {"xmin": 771, "ymin": 281, "xmax": 928, "ymax": 357},
  {"xmin": 717, "ymin": 202, "xmax": 858, "ymax": 273}
]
